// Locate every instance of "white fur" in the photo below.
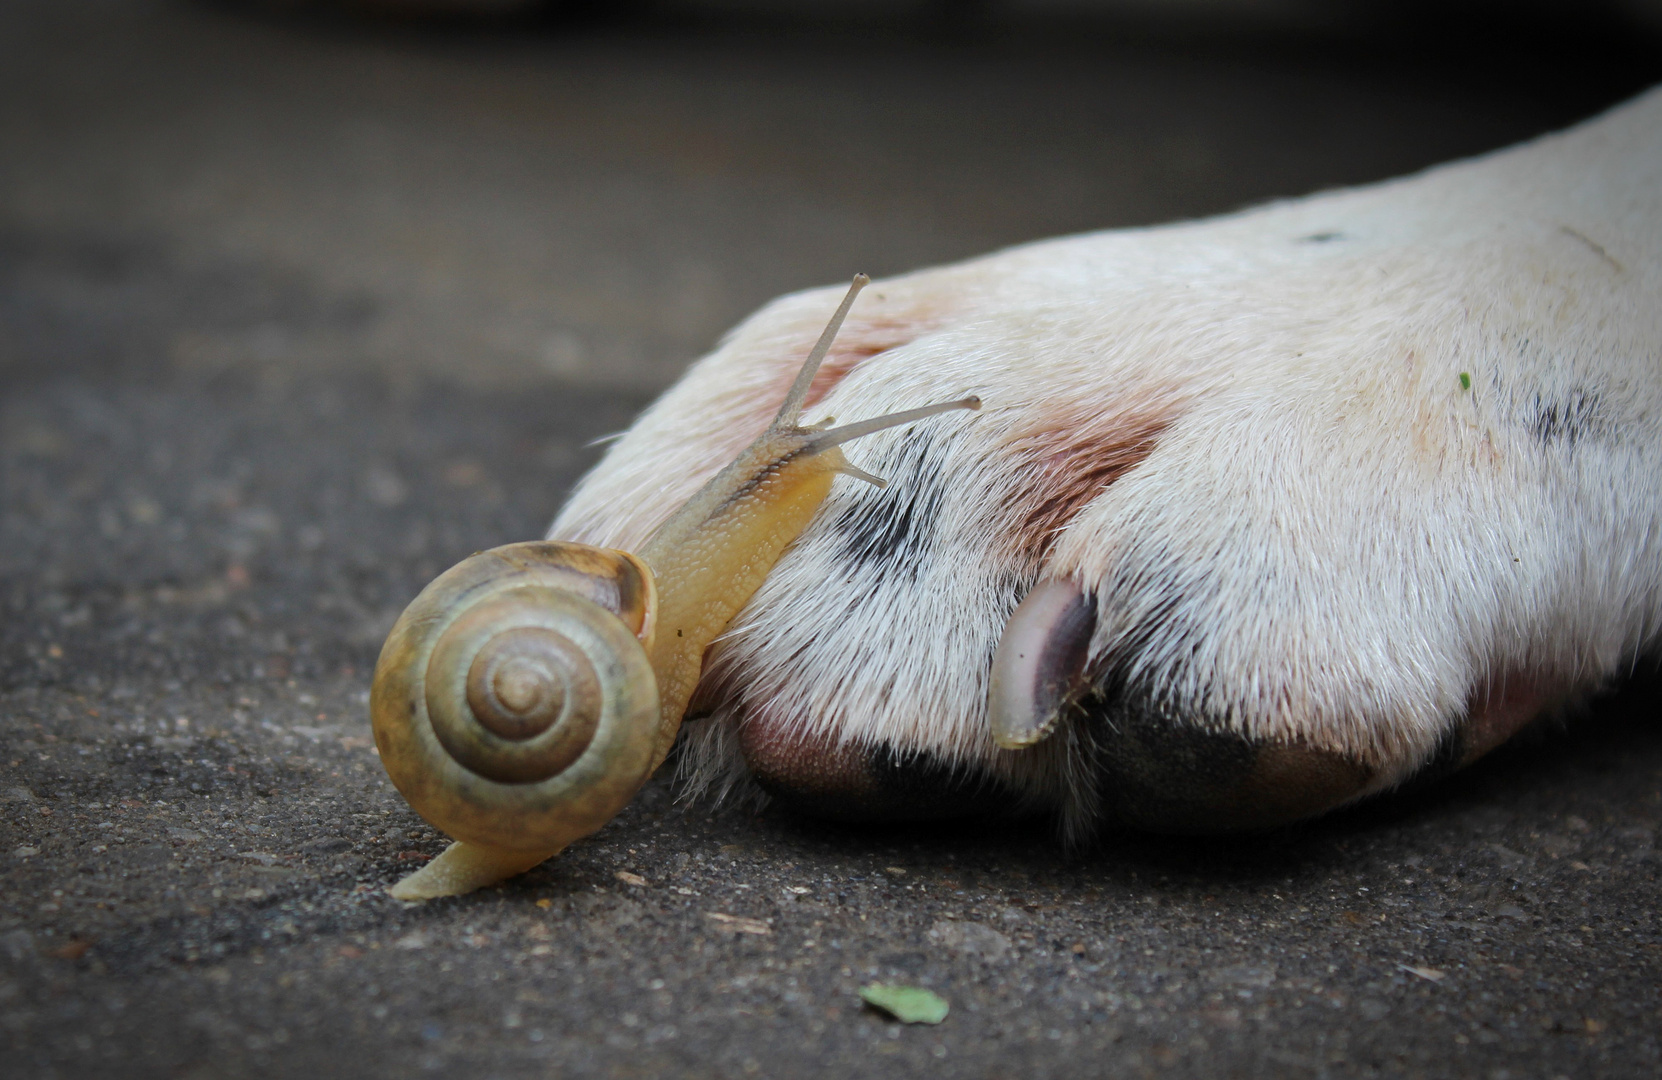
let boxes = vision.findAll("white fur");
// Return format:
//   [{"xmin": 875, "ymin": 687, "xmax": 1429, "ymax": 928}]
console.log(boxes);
[{"xmin": 552, "ymin": 88, "xmax": 1662, "ymax": 825}]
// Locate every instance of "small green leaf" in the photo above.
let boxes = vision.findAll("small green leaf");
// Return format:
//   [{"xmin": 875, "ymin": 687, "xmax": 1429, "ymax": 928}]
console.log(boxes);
[
  {"xmin": 1459, "ymin": 372, "xmax": 1471, "ymax": 390},
  {"xmin": 859, "ymin": 983, "xmax": 949, "ymax": 1025}
]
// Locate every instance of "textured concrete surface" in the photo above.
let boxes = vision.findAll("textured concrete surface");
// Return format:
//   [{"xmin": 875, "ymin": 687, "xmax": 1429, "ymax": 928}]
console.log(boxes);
[{"xmin": 3, "ymin": 2, "xmax": 1661, "ymax": 1077}]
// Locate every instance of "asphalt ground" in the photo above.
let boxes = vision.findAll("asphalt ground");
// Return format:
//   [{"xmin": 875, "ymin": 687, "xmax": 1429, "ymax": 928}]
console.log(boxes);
[{"xmin": 2, "ymin": 3, "xmax": 1661, "ymax": 1077}]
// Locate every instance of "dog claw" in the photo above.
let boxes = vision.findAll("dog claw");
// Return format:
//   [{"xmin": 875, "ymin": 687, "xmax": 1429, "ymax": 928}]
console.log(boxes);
[{"xmin": 987, "ymin": 578, "xmax": 1096, "ymax": 749}]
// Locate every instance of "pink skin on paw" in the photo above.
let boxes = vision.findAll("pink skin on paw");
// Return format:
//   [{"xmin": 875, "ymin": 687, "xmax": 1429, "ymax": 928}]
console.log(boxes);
[
  {"xmin": 736, "ymin": 710, "xmax": 1018, "ymax": 821},
  {"xmin": 999, "ymin": 393, "xmax": 1183, "ymax": 561},
  {"xmin": 737, "ymin": 720, "xmax": 872, "ymax": 802}
]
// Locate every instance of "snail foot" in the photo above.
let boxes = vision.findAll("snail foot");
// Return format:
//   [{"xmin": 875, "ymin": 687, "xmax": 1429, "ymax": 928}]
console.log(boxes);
[{"xmin": 388, "ymin": 841, "xmax": 558, "ymax": 900}]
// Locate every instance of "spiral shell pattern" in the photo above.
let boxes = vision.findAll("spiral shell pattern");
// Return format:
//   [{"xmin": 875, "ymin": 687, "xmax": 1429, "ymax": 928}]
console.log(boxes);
[{"xmin": 371, "ymin": 542, "xmax": 659, "ymax": 853}]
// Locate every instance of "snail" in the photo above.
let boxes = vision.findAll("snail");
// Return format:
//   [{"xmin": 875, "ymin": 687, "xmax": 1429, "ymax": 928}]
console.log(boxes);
[{"xmin": 371, "ymin": 275, "xmax": 981, "ymax": 900}]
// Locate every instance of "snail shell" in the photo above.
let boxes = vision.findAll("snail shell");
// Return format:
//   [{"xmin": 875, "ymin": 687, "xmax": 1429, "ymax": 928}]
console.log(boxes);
[{"xmin": 371, "ymin": 541, "xmax": 660, "ymax": 854}]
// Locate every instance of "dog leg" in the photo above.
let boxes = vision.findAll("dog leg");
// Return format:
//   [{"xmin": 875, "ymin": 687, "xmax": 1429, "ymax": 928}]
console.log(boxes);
[{"xmin": 554, "ymin": 88, "xmax": 1662, "ymax": 834}]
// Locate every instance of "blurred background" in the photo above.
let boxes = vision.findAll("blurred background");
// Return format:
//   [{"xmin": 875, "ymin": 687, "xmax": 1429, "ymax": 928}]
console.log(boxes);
[{"xmin": 7, "ymin": 0, "xmax": 1661, "ymax": 396}]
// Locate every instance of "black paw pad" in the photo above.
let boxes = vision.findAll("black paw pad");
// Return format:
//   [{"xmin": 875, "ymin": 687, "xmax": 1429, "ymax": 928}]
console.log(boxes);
[{"xmin": 1086, "ymin": 697, "xmax": 1374, "ymax": 832}]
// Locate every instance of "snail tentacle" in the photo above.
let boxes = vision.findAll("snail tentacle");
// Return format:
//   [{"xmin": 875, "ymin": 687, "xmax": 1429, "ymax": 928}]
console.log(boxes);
[
  {"xmin": 800, "ymin": 395, "xmax": 983, "ymax": 454},
  {"xmin": 770, "ymin": 272, "xmax": 870, "ymax": 428}
]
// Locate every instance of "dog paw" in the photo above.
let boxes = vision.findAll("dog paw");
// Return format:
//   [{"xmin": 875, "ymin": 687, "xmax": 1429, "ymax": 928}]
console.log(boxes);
[{"xmin": 551, "ymin": 91, "xmax": 1662, "ymax": 836}]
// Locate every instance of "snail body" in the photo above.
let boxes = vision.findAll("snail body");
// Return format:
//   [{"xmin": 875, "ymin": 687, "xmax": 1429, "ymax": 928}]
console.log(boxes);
[{"xmin": 371, "ymin": 276, "xmax": 980, "ymax": 899}]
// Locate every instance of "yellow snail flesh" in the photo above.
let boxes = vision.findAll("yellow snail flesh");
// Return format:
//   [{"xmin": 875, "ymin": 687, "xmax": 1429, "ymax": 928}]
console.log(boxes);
[{"xmin": 371, "ymin": 275, "xmax": 981, "ymax": 900}]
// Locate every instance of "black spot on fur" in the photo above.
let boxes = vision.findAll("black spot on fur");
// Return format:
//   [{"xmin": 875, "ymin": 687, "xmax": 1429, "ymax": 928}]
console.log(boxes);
[
  {"xmin": 1531, "ymin": 387, "xmax": 1602, "ymax": 446},
  {"xmin": 1297, "ymin": 231, "xmax": 1346, "ymax": 243},
  {"xmin": 831, "ymin": 428, "xmax": 945, "ymax": 580}
]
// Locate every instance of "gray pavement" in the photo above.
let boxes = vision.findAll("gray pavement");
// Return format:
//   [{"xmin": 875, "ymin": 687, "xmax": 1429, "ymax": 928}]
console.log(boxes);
[{"xmin": 2, "ymin": 2, "xmax": 1660, "ymax": 1077}]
